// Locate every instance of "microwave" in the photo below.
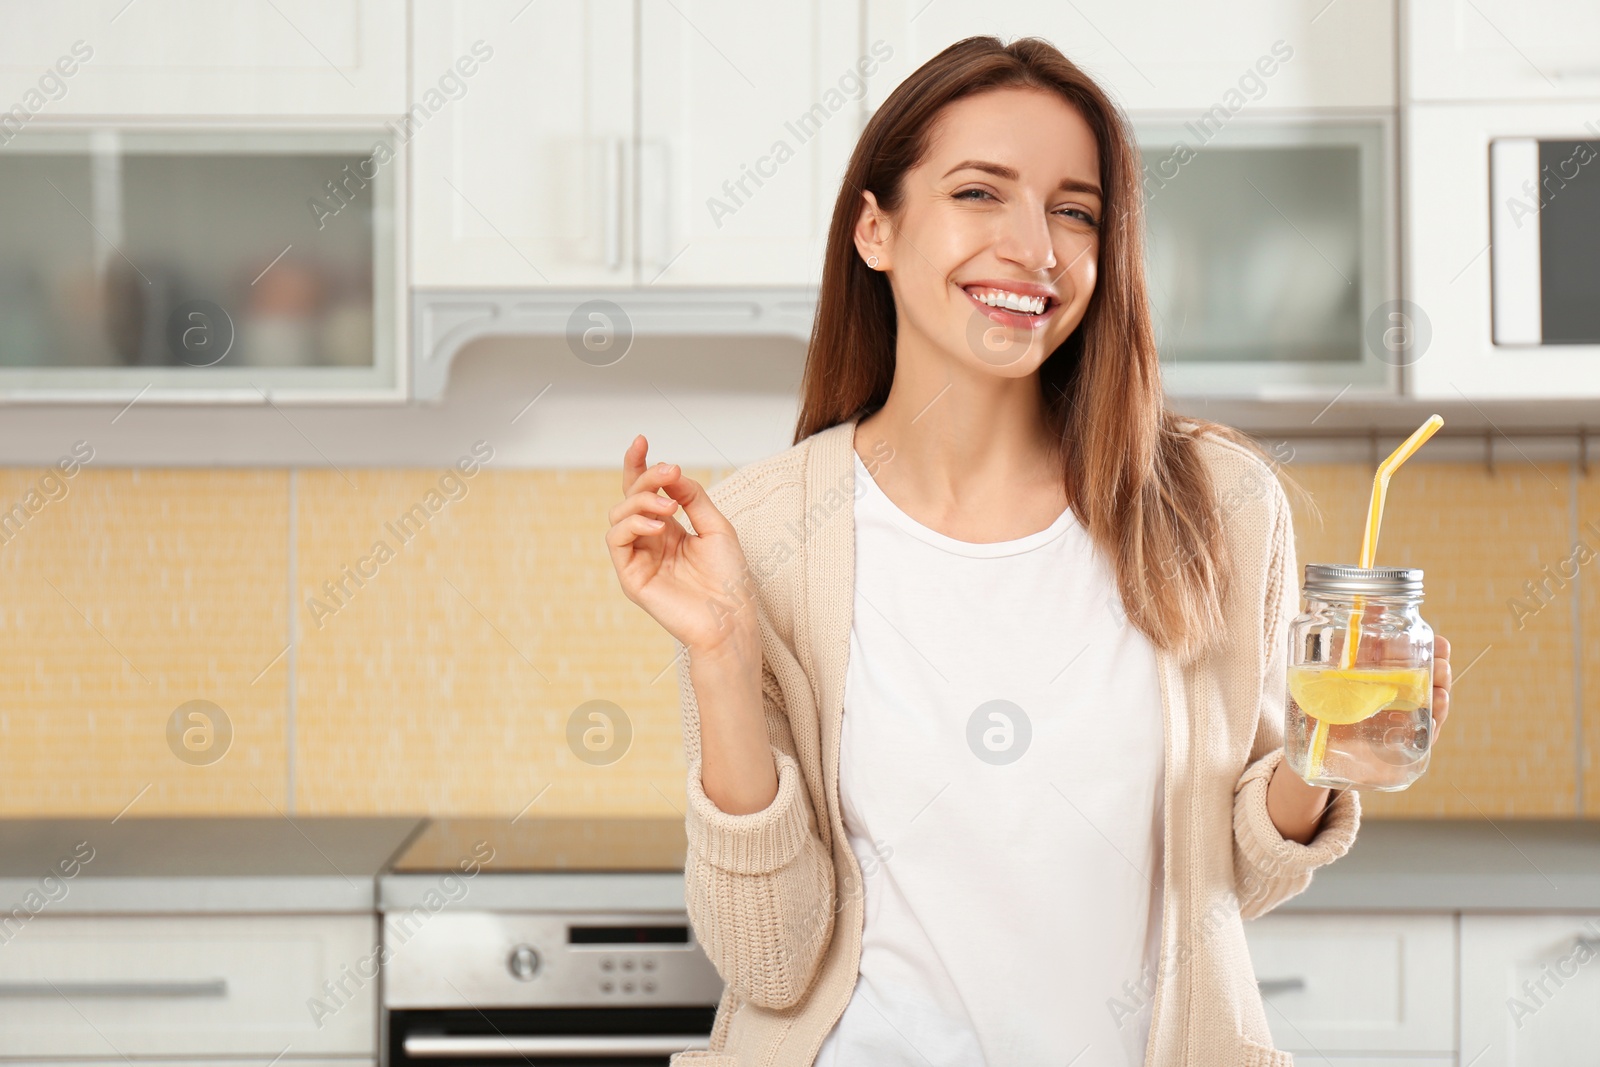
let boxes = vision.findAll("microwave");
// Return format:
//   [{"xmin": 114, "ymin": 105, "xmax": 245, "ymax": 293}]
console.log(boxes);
[{"xmin": 1490, "ymin": 136, "xmax": 1600, "ymax": 346}]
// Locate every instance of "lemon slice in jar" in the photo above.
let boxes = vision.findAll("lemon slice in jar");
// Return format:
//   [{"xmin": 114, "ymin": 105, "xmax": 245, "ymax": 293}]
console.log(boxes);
[{"xmin": 1289, "ymin": 666, "xmax": 1403, "ymax": 726}]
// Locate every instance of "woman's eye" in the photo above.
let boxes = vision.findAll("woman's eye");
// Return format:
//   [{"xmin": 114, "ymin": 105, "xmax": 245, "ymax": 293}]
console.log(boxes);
[{"xmin": 947, "ymin": 187, "xmax": 1100, "ymax": 225}]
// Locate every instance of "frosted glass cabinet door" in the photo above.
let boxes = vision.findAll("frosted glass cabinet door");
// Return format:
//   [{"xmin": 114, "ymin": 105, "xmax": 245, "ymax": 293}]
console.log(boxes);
[
  {"xmin": 1136, "ymin": 118, "xmax": 1395, "ymax": 396},
  {"xmin": 0, "ymin": 129, "xmax": 400, "ymax": 399},
  {"xmin": 408, "ymin": 0, "xmax": 635, "ymax": 288}
]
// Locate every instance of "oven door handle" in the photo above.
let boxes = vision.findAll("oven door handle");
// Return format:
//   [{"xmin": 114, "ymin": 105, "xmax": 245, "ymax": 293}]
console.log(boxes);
[{"xmin": 403, "ymin": 1034, "xmax": 712, "ymax": 1058}]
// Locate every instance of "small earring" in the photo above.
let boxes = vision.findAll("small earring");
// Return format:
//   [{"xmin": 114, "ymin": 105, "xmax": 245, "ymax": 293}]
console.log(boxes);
[{"xmin": 866, "ymin": 255, "xmax": 879, "ymax": 269}]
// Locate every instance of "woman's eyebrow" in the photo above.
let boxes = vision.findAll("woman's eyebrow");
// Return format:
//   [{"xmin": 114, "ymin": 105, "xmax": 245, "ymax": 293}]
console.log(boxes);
[{"xmin": 941, "ymin": 160, "xmax": 1102, "ymax": 199}]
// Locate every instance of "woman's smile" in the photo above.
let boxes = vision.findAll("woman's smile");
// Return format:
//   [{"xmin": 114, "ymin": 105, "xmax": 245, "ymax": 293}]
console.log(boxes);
[{"xmin": 958, "ymin": 280, "xmax": 1062, "ymax": 330}]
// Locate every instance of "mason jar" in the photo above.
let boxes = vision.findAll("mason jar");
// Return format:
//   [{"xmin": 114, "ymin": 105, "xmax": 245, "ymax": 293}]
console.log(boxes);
[{"xmin": 1284, "ymin": 564, "xmax": 1434, "ymax": 791}]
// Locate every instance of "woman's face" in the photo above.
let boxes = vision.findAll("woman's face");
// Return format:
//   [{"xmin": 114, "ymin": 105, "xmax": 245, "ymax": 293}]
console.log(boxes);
[{"xmin": 857, "ymin": 86, "xmax": 1103, "ymax": 377}]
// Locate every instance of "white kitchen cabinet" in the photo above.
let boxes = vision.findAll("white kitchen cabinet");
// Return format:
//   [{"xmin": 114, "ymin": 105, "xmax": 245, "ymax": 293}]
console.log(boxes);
[
  {"xmin": 0, "ymin": 0, "xmax": 404, "ymax": 116},
  {"xmin": 636, "ymin": 0, "xmax": 864, "ymax": 286},
  {"xmin": 0, "ymin": 914, "xmax": 378, "ymax": 1058},
  {"xmin": 1460, "ymin": 914, "xmax": 1600, "ymax": 1066},
  {"xmin": 1244, "ymin": 913, "xmax": 1456, "ymax": 1056},
  {"xmin": 865, "ymin": 0, "xmax": 1395, "ymax": 114},
  {"xmin": 412, "ymin": 0, "xmax": 860, "ymax": 289},
  {"xmin": 1402, "ymin": 100, "xmax": 1600, "ymax": 400},
  {"xmin": 409, "ymin": 0, "xmax": 636, "ymax": 288},
  {"xmin": 1406, "ymin": 0, "xmax": 1600, "ymax": 103}
]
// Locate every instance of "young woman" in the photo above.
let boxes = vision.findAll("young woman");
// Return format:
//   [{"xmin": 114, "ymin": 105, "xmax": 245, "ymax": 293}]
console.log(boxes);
[{"xmin": 608, "ymin": 36, "xmax": 1453, "ymax": 1067}]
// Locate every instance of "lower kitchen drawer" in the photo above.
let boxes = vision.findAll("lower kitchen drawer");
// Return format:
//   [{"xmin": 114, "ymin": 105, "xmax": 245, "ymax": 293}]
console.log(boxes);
[
  {"xmin": 1245, "ymin": 912, "xmax": 1456, "ymax": 1055},
  {"xmin": 1460, "ymin": 913, "xmax": 1600, "ymax": 1067},
  {"xmin": 0, "ymin": 914, "xmax": 377, "ymax": 1058}
]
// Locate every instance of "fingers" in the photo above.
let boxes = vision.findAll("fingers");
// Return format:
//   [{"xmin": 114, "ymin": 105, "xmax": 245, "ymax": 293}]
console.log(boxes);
[
  {"xmin": 659, "ymin": 468, "xmax": 734, "ymax": 537},
  {"xmin": 1430, "ymin": 634, "xmax": 1450, "ymax": 740},
  {"xmin": 609, "ymin": 489, "xmax": 680, "ymax": 528},
  {"xmin": 605, "ymin": 510, "xmax": 677, "ymax": 579},
  {"xmin": 616, "ymin": 435, "xmax": 731, "ymax": 539},
  {"xmin": 624, "ymin": 455, "xmax": 688, "ymax": 501},
  {"xmin": 606, "ymin": 512, "xmax": 672, "ymax": 548},
  {"xmin": 622, "ymin": 434, "xmax": 651, "ymax": 495}
]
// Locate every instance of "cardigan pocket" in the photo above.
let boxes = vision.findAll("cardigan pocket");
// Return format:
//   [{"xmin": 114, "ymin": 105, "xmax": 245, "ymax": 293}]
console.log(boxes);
[{"xmin": 1238, "ymin": 1033, "xmax": 1295, "ymax": 1066}]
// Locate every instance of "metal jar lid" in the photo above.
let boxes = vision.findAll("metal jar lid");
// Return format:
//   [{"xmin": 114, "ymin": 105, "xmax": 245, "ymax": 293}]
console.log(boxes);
[{"xmin": 1303, "ymin": 563, "xmax": 1423, "ymax": 598}]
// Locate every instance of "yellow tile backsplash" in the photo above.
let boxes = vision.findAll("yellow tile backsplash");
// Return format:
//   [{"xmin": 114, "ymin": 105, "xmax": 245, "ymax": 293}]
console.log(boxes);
[
  {"xmin": 0, "ymin": 469, "xmax": 290, "ymax": 816},
  {"xmin": 0, "ymin": 454, "xmax": 1588, "ymax": 820},
  {"xmin": 1573, "ymin": 475, "xmax": 1600, "ymax": 818},
  {"xmin": 292, "ymin": 465, "xmax": 723, "ymax": 817}
]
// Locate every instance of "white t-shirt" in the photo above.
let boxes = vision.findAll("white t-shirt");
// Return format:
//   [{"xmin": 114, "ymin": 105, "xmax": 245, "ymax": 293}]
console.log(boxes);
[{"xmin": 814, "ymin": 450, "xmax": 1166, "ymax": 1067}]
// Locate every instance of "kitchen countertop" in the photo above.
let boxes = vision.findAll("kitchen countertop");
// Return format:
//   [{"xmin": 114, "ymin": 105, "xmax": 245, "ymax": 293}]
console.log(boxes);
[
  {"xmin": 1281, "ymin": 817, "xmax": 1600, "ymax": 913},
  {"xmin": 0, "ymin": 816, "xmax": 423, "ymax": 914},
  {"xmin": 381, "ymin": 816, "xmax": 689, "ymax": 912},
  {"xmin": 2, "ymin": 816, "xmax": 1597, "ymax": 915}
]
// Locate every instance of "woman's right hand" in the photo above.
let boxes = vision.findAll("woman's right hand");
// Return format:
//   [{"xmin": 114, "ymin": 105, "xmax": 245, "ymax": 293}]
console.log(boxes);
[{"xmin": 607, "ymin": 433, "xmax": 757, "ymax": 655}]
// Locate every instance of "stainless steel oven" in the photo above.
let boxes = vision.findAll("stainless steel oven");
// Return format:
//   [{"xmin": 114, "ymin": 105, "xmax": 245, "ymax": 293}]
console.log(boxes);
[{"xmin": 381, "ymin": 818, "xmax": 723, "ymax": 1066}]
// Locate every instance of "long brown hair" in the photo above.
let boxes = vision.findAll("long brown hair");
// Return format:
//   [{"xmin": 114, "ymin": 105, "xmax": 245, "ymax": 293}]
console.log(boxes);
[{"xmin": 795, "ymin": 35, "xmax": 1283, "ymax": 661}]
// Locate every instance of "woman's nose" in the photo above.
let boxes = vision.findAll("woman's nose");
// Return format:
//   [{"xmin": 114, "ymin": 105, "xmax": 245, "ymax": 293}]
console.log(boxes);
[{"xmin": 993, "ymin": 202, "xmax": 1058, "ymax": 273}]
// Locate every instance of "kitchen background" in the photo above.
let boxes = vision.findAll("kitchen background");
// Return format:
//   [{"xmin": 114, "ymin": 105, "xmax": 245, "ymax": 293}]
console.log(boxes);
[{"xmin": 2, "ymin": 1, "xmax": 1599, "ymax": 1063}]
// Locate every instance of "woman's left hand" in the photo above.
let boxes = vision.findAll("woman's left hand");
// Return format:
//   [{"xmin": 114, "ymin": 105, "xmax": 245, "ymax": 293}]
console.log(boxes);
[
  {"xmin": 1432, "ymin": 634, "xmax": 1452, "ymax": 742},
  {"xmin": 1269, "ymin": 633, "xmax": 1456, "ymax": 845}
]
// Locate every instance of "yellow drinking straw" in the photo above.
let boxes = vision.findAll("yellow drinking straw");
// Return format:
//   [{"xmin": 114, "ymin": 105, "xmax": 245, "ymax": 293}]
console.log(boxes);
[{"xmin": 1306, "ymin": 414, "xmax": 1444, "ymax": 778}]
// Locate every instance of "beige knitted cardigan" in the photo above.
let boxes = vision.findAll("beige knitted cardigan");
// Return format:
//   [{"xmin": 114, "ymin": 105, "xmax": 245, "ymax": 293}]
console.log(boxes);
[{"xmin": 669, "ymin": 417, "xmax": 1360, "ymax": 1067}]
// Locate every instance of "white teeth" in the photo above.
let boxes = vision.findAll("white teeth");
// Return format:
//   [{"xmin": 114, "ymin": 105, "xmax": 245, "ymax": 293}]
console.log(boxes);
[{"xmin": 968, "ymin": 288, "xmax": 1047, "ymax": 314}]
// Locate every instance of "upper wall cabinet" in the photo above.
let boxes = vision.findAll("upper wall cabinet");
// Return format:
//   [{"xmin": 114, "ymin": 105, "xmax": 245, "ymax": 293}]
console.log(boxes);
[
  {"xmin": 0, "ymin": 0, "xmax": 404, "ymax": 116},
  {"xmin": 409, "ymin": 0, "xmax": 635, "ymax": 289},
  {"xmin": 1407, "ymin": 0, "xmax": 1600, "ymax": 102},
  {"xmin": 865, "ymin": 0, "xmax": 1396, "ymax": 114},
  {"xmin": 0, "ymin": 128, "xmax": 403, "ymax": 400},
  {"xmin": 0, "ymin": 0, "xmax": 407, "ymax": 401},
  {"xmin": 636, "ymin": 0, "xmax": 863, "ymax": 286},
  {"xmin": 1401, "ymin": 1, "xmax": 1600, "ymax": 399},
  {"xmin": 411, "ymin": 0, "xmax": 862, "ymax": 289}
]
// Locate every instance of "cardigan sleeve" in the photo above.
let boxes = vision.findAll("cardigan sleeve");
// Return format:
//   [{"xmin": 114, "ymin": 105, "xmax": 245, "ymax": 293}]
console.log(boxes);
[
  {"xmin": 676, "ymin": 639, "xmax": 837, "ymax": 1010},
  {"xmin": 1232, "ymin": 476, "xmax": 1362, "ymax": 921}
]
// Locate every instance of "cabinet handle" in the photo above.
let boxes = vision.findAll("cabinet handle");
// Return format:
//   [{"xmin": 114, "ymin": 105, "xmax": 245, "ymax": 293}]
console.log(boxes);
[
  {"xmin": 404, "ymin": 1034, "xmax": 710, "ymax": 1057},
  {"xmin": 0, "ymin": 979, "xmax": 227, "ymax": 998},
  {"xmin": 604, "ymin": 136, "xmax": 624, "ymax": 272},
  {"xmin": 1257, "ymin": 977, "xmax": 1306, "ymax": 996}
]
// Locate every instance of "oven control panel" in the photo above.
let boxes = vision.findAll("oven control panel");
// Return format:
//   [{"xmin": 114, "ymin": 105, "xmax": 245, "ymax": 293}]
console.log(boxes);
[
  {"xmin": 384, "ymin": 910, "xmax": 724, "ymax": 1009},
  {"xmin": 596, "ymin": 952, "xmax": 659, "ymax": 994}
]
